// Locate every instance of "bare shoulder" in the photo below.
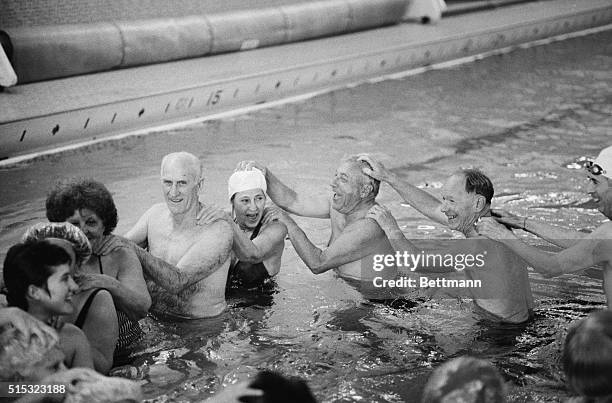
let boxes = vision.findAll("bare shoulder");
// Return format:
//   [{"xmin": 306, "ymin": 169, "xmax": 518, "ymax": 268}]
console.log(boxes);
[
  {"xmin": 197, "ymin": 219, "xmax": 233, "ymax": 246},
  {"xmin": 146, "ymin": 203, "xmax": 169, "ymax": 221},
  {"xmin": 109, "ymin": 244, "xmax": 141, "ymax": 270},
  {"xmin": 261, "ymin": 220, "xmax": 288, "ymax": 238},
  {"xmin": 356, "ymin": 217, "xmax": 386, "ymax": 237},
  {"xmin": 60, "ymin": 323, "xmax": 87, "ymax": 341}
]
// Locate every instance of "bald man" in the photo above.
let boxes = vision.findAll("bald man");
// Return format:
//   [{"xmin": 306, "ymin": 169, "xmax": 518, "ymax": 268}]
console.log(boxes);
[{"xmin": 125, "ymin": 152, "xmax": 232, "ymax": 319}]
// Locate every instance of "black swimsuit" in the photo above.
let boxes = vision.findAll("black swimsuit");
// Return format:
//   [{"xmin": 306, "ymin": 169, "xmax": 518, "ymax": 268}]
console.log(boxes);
[
  {"xmin": 227, "ymin": 221, "xmax": 272, "ymax": 289},
  {"xmin": 75, "ymin": 256, "xmax": 143, "ymax": 363}
]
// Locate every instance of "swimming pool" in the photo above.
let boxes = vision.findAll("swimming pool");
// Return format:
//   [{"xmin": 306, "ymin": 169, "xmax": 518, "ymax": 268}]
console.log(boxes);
[{"xmin": 0, "ymin": 28, "xmax": 610, "ymax": 402}]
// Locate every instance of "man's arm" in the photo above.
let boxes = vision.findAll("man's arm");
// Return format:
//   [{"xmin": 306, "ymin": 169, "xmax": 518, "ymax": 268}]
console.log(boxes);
[
  {"xmin": 269, "ymin": 209, "xmax": 385, "ymax": 274},
  {"xmin": 478, "ymin": 217, "xmax": 611, "ymax": 277},
  {"xmin": 366, "ymin": 205, "xmax": 422, "ymax": 255},
  {"xmin": 238, "ymin": 161, "xmax": 330, "ymax": 218},
  {"xmin": 233, "ymin": 221, "xmax": 287, "ymax": 263},
  {"xmin": 493, "ymin": 209, "xmax": 585, "ymax": 248},
  {"xmin": 358, "ymin": 155, "xmax": 447, "ymax": 225},
  {"xmin": 135, "ymin": 220, "xmax": 233, "ymax": 292}
]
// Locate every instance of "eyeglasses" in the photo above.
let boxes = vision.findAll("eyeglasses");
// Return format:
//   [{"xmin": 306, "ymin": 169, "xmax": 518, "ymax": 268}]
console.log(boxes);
[{"xmin": 585, "ymin": 160, "xmax": 606, "ymax": 176}]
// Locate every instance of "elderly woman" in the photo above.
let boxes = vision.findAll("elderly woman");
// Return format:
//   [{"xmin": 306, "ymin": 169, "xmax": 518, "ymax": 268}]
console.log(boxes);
[
  {"xmin": 45, "ymin": 179, "xmax": 151, "ymax": 369},
  {"xmin": 199, "ymin": 168, "xmax": 287, "ymax": 288}
]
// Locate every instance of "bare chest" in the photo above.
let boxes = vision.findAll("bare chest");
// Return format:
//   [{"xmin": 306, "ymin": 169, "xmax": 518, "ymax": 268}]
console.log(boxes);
[{"xmin": 148, "ymin": 222, "xmax": 201, "ymax": 265}]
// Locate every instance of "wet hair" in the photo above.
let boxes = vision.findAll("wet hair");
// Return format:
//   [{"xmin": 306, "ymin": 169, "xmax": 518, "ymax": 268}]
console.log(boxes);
[
  {"xmin": 456, "ymin": 169, "xmax": 494, "ymax": 205},
  {"xmin": 46, "ymin": 178, "xmax": 118, "ymax": 235},
  {"xmin": 562, "ymin": 310, "xmax": 612, "ymax": 399},
  {"xmin": 421, "ymin": 356, "xmax": 506, "ymax": 403},
  {"xmin": 3, "ymin": 241, "xmax": 72, "ymax": 311},
  {"xmin": 342, "ymin": 155, "xmax": 380, "ymax": 199},
  {"xmin": 239, "ymin": 371, "xmax": 317, "ymax": 403}
]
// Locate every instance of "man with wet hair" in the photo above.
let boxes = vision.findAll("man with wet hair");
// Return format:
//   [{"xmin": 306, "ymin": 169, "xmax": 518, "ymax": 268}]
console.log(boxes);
[
  {"xmin": 478, "ymin": 145, "xmax": 612, "ymax": 309},
  {"xmin": 359, "ymin": 154, "xmax": 533, "ymax": 323},
  {"xmin": 238, "ymin": 156, "xmax": 397, "ymax": 284},
  {"xmin": 125, "ymin": 151, "xmax": 233, "ymax": 319}
]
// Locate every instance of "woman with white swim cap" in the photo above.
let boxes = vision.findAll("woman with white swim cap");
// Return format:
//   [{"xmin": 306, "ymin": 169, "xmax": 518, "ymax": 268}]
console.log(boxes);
[{"xmin": 199, "ymin": 167, "xmax": 287, "ymax": 289}]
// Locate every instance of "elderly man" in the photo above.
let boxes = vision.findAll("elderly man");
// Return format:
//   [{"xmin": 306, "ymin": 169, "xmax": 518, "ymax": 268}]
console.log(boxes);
[
  {"xmin": 125, "ymin": 152, "xmax": 233, "ymax": 319},
  {"xmin": 241, "ymin": 156, "xmax": 397, "ymax": 285},
  {"xmin": 478, "ymin": 145, "xmax": 612, "ymax": 309},
  {"xmin": 359, "ymin": 155, "xmax": 533, "ymax": 323}
]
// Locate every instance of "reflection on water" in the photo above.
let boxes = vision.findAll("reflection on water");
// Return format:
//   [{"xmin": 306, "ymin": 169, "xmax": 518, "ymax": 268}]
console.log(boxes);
[{"xmin": 1, "ymin": 30, "xmax": 611, "ymax": 402}]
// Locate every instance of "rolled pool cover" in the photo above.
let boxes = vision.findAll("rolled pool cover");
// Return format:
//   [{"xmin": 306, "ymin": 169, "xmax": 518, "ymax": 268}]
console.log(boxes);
[
  {"xmin": 118, "ymin": 16, "xmax": 213, "ymax": 67},
  {"xmin": 5, "ymin": 24, "xmax": 123, "ymax": 83},
  {"xmin": 5, "ymin": 0, "xmax": 407, "ymax": 84}
]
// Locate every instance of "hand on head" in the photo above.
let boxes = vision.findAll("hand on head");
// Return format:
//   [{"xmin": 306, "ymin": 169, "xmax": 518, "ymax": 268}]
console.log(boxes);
[
  {"xmin": 235, "ymin": 161, "xmax": 267, "ymax": 177},
  {"xmin": 476, "ymin": 217, "xmax": 518, "ymax": 240},
  {"xmin": 357, "ymin": 154, "xmax": 392, "ymax": 182}
]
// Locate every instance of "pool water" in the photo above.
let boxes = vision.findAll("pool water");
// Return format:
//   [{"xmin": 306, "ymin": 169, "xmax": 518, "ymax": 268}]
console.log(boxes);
[{"xmin": 1, "ymin": 29, "xmax": 611, "ymax": 402}]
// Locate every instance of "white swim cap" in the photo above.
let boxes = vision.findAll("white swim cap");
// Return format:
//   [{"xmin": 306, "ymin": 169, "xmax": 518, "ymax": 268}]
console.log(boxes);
[
  {"xmin": 228, "ymin": 168, "xmax": 267, "ymax": 200},
  {"xmin": 592, "ymin": 145, "xmax": 612, "ymax": 179}
]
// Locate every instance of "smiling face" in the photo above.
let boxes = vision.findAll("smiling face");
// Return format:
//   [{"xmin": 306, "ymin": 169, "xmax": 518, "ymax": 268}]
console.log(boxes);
[
  {"xmin": 440, "ymin": 174, "xmax": 483, "ymax": 234},
  {"xmin": 330, "ymin": 161, "xmax": 368, "ymax": 214},
  {"xmin": 31, "ymin": 263, "xmax": 79, "ymax": 317},
  {"xmin": 66, "ymin": 208, "xmax": 105, "ymax": 244},
  {"xmin": 232, "ymin": 188, "xmax": 266, "ymax": 229},
  {"xmin": 161, "ymin": 156, "xmax": 201, "ymax": 216},
  {"xmin": 586, "ymin": 172, "xmax": 612, "ymax": 219}
]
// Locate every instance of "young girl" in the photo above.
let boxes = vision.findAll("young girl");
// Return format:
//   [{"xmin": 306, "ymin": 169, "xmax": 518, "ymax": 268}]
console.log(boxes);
[{"xmin": 3, "ymin": 240, "xmax": 94, "ymax": 370}]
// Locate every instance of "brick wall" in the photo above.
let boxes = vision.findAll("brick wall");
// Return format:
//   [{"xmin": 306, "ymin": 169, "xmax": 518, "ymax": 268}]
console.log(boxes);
[{"xmin": 0, "ymin": 0, "xmax": 313, "ymax": 28}]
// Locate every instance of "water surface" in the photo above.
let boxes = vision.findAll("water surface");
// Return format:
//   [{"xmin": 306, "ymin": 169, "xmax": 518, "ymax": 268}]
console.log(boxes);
[{"xmin": 1, "ymin": 29, "xmax": 611, "ymax": 402}]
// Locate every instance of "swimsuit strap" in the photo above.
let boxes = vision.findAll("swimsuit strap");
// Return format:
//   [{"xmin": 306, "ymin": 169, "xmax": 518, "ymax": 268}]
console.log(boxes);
[
  {"xmin": 250, "ymin": 219, "xmax": 264, "ymax": 240},
  {"xmin": 74, "ymin": 288, "xmax": 106, "ymax": 329},
  {"xmin": 98, "ymin": 255, "xmax": 104, "ymax": 275}
]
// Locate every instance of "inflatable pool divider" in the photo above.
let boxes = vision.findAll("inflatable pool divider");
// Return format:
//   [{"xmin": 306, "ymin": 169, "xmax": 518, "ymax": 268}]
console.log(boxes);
[{"xmin": 3, "ymin": 0, "xmax": 407, "ymax": 84}]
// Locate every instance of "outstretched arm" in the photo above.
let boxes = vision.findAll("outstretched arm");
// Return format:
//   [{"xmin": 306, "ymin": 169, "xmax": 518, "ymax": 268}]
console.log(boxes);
[
  {"xmin": 358, "ymin": 155, "xmax": 448, "ymax": 225},
  {"xmin": 265, "ymin": 208, "xmax": 383, "ymax": 274},
  {"xmin": 492, "ymin": 209, "xmax": 585, "ymax": 248},
  {"xmin": 237, "ymin": 161, "xmax": 330, "ymax": 218},
  {"xmin": 135, "ymin": 220, "xmax": 233, "ymax": 292},
  {"xmin": 477, "ymin": 217, "xmax": 611, "ymax": 277}
]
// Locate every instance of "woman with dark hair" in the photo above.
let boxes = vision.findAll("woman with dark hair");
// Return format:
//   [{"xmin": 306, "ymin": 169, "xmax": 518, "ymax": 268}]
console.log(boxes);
[
  {"xmin": 45, "ymin": 179, "xmax": 151, "ymax": 369},
  {"xmin": 2, "ymin": 240, "xmax": 93, "ymax": 370},
  {"xmin": 563, "ymin": 310, "xmax": 612, "ymax": 402}
]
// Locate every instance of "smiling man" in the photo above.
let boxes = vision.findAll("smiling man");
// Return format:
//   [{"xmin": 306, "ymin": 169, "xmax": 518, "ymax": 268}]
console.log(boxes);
[
  {"xmin": 359, "ymin": 155, "xmax": 533, "ymax": 323},
  {"xmin": 478, "ymin": 145, "xmax": 612, "ymax": 309},
  {"xmin": 125, "ymin": 152, "xmax": 233, "ymax": 319},
  {"xmin": 239, "ymin": 156, "xmax": 397, "ymax": 285}
]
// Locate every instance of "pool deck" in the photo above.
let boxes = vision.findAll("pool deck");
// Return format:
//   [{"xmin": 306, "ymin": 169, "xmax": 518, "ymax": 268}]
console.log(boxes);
[{"xmin": 1, "ymin": 0, "xmax": 612, "ymax": 161}]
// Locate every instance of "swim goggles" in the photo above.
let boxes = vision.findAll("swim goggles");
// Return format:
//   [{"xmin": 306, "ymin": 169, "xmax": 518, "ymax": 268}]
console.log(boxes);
[{"xmin": 585, "ymin": 160, "xmax": 606, "ymax": 176}]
